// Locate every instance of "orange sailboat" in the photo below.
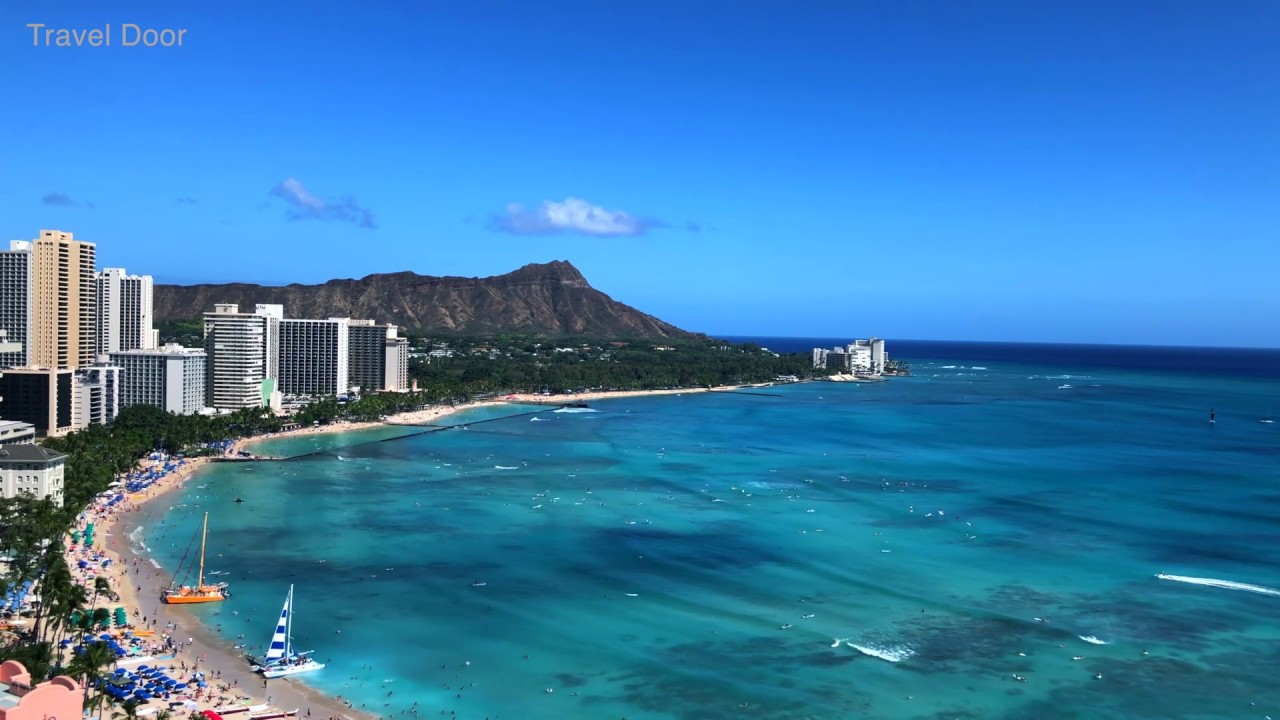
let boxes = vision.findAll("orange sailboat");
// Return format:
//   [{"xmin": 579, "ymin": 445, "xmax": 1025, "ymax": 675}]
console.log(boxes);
[{"xmin": 161, "ymin": 511, "xmax": 228, "ymax": 604}]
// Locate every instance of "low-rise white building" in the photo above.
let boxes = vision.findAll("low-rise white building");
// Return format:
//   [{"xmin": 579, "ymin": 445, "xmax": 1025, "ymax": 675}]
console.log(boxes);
[{"xmin": 0, "ymin": 442, "xmax": 67, "ymax": 506}]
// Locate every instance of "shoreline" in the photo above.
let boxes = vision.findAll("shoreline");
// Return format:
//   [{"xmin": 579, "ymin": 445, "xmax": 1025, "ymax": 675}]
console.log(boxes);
[{"xmin": 89, "ymin": 385, "xmax": 755, "ymax": 719}]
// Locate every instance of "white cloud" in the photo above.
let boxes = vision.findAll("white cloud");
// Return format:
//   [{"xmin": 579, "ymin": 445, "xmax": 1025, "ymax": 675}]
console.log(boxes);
[
  {"xmin": 494, "ymin": 197, "xmax": 653, "ymax": 236},
  {"xmin": 269, "ymin": 177, "xmax": 376, "ymax": 229}
]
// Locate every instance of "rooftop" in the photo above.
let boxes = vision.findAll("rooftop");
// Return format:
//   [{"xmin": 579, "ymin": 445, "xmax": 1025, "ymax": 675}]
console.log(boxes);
[{"xmin": 0, "ymin": 444, "xmax": 67, "ymax": 463}]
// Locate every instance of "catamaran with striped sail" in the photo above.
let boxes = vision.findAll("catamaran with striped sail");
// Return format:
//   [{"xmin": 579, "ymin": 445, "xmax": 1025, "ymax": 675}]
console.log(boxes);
[{"xmin": 250, "ymin": 585, "xmax": 324, "ymax": 678}]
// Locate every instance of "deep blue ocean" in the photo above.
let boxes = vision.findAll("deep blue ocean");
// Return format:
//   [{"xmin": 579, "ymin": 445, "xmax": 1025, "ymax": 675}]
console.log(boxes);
[{"xmin": 134, "ymin": 341, "xmax": 1280, "ymax": 720}]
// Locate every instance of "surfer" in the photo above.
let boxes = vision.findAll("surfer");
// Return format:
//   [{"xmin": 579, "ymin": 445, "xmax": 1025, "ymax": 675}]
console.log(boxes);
[{"xmin": 1210, "ymin": 408, "xmax": 1216, "ymax": 424}]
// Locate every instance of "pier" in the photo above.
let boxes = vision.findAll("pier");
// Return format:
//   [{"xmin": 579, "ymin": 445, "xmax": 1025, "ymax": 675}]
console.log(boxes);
[{"xmin": 279, "ymin": 407, "xmax": 561, "ymax": 461}]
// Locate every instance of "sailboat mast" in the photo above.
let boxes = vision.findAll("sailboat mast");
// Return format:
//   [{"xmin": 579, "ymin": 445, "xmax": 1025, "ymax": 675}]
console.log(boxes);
[
  {"xmin": 197, "ymin": 512, "xmax": 208, "ymax": 588},
  {"xmin": 286, "ymin": 584, "xmax": 294, "ymax": 656}
]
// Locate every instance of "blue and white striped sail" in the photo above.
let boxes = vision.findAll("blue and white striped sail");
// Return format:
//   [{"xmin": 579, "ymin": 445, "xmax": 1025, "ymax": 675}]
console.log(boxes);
[{"xmin": 263, "ymin": 585, "xmax": 292, "ymax": 664}]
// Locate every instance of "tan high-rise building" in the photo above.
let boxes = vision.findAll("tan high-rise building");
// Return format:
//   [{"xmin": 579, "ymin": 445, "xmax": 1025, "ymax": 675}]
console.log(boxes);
[{"xmin": 30, "ymin": 230, "xmax": 97, "ymax": 370}]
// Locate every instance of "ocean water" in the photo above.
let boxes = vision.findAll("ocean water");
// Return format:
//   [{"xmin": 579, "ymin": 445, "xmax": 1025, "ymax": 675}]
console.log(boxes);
[{"xmin": 133, "ymin": 345, "xmax": 1280, "ymax": 720}]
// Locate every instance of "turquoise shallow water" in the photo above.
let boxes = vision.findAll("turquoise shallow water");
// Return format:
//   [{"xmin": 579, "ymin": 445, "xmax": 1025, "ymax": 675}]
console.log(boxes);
[{"xmin": 134, "ymin": 354, "xmax": 1280, "ymax": 720}]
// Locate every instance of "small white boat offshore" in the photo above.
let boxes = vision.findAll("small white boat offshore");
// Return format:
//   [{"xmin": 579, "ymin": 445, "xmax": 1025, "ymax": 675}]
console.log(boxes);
[{"xmin": 249, "ymin": 585, "xmax": 325, "ymax": 678}]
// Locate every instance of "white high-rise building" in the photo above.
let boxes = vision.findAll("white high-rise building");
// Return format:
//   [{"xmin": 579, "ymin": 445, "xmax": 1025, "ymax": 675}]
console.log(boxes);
[
  {"xmin": 870, "ymin": 338, "xmax": 886, "ymax": 374},
  {"xmin": 0, "ymin": 241, "xmax": 32, "ymax": 367},
  {"xmin": 96, "ymin": 268, "xmax": 156, "ymax": 354},
  {"xmin": 108, "ymin": 344, "xmax": 207, "ymax": 415},
  {"xmin": 72, "ymin": 363, "xmax": 121, "ymax": 430},
  {"xmin": 279, "ymin": 318, "xmax": 350, "ymax": 396},
  {"xmin": 847, "ymin": 342, "xmax": 872, "ymax": 372},
  {"xmin": 203, "ymin": 303, "xmax": 282, "ymax": 410}
]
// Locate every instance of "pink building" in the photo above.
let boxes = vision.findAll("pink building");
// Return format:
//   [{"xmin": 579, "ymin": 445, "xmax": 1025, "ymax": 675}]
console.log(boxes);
[{"xmin": 0, "ymin": 660, "xmax": 83, "ymax": 720}]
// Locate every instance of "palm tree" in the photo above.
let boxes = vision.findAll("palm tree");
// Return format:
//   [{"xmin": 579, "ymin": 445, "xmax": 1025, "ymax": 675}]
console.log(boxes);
[
  {"xmin": 87, "ymin": 576, "xmax": 118, "ymax": 624},
  {"xmin": 111, "ymin": 697, "xmax": 142, "ymax": 720},
  {"xmin": 67, "ymin": 640, "xmax": 118, "ymax": 720}
]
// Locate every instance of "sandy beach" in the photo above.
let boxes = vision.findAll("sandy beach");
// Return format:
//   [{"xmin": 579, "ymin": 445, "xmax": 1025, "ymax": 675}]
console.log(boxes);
[{"xmin": 78, "ymin": 387, "xmax": 745, "ymax": 720}]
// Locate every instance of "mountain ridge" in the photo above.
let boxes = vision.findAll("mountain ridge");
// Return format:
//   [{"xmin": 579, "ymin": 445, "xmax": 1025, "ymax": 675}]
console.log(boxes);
[{"xmin": 153, "ymin": 261, "xmax": 696, "ymax": 339}]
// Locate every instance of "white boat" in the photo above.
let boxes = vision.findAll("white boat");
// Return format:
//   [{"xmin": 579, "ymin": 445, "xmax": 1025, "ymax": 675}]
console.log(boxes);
[
  {"xmin": 250, "ymin": 585, "xmax": 325, "ymax": 678},
  {"xmin": 249, "ymin": 710, "xmax": 298, "ymax": 720},
  {"xmin": 214, "ymin": 705, "xmax": 269, "ymax": 716}
]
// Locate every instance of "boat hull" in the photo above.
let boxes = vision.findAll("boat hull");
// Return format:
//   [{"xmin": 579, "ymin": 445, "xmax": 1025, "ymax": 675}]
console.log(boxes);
[
  {"xmin": 249, "ymin": 710, "xmax": 298, "ymax": 720},
  {"xmin": 260, "ymin": 662, "xmax": 324, "ymax": 679},
  {"xmin": 161, "ymin": 593, "xmax": 225, "ymax": 604}
]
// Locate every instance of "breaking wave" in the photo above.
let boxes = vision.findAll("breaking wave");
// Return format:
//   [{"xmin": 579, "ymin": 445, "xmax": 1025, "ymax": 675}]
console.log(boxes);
[{"xmin": 848, "ymin": 642, "xmax": 914, "ymax": 663}]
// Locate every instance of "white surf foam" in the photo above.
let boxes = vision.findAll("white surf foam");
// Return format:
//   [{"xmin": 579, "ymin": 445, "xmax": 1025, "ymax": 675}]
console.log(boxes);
[
  {"xmin": 970, "ymin": 366, "xmax": 988, "ymax": 370},
  {"xmin": 1156, "ymin": 573, "xmax": 1280, "ymax": 597},
  {"xmin": 849, "ymin": 643, "xmax": 914, "ymax": 663},
  {"xmin": 530, "ymin": 417, "xmax": 549, "ymax": 422},
  {"xmin": 1079, "ymin": 635, "xmax": 1108, "ymax": 645},
  {"xmin": 494, "ymin": 466, "xmax": 519, "ymax": 470},
  {"xmin": 553, "ymin": 407, "xmax": 599, "ymax": 413}
]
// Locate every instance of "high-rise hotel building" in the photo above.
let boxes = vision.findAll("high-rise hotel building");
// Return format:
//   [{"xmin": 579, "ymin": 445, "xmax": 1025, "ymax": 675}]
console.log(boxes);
[
  {"xmin": 108, "ymin": 345, "xmax": 207, "ymax": 415},
  {"xmin": 348, "ymin": 320, "xmax": 409, "ymax": 393},
  {"xmin": 203, "ymin": 303, "xmax": 282, "ymax": 410},
  {"xmin": 279, "ymin": 318, "xmax": 350, "ymax": 396},
  {"xmin": 0, "ymin": 241, "xmax": 33, "ymax": 367},
  {"xmin": 30, "ymin": 230, "xmax": 96, "ymax": 370},
  {"xmin": 96, "ymin": 268, "xmax": 157, "ymax": 354}
]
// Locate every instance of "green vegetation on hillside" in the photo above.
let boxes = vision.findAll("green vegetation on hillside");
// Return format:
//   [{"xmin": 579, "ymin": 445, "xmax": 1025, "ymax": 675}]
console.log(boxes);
[{"xmin": 406, "ymin": 335, "xmax": 821, "ymax": 395}]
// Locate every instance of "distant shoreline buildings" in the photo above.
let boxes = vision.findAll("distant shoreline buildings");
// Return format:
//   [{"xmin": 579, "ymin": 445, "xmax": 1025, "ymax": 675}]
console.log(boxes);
[{"xmin": 812, "ymin": 338, "xmax": 895, "ymax": 377}]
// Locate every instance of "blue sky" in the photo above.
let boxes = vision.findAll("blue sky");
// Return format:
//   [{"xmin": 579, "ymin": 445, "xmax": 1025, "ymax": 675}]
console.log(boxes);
[{"xmin": 2, "ymin": 1, "xmax": 1277, "ymax": 347}]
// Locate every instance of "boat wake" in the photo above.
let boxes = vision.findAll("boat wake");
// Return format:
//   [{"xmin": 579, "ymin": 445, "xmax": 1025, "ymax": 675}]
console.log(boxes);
[
  {"xmin": 553, "ymin": 407, "xmax": 599, "ymax": 414},
  {"xmin": 848, "ymin": 642, "xmax": 914, "ymax": 663},
  {"xmin": 1078, "ymin": 635, "xmax": 1108, "ymax": 645},
  {"xmin": 1156, "ymin": 573, "xmax": 1280, "ymax": 597}
]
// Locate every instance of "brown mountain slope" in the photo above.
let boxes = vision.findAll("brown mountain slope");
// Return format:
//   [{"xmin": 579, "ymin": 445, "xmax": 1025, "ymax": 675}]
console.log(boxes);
[{"xmin": 153, "ymin": 260, "xmax": 697, "ymax": 339}]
